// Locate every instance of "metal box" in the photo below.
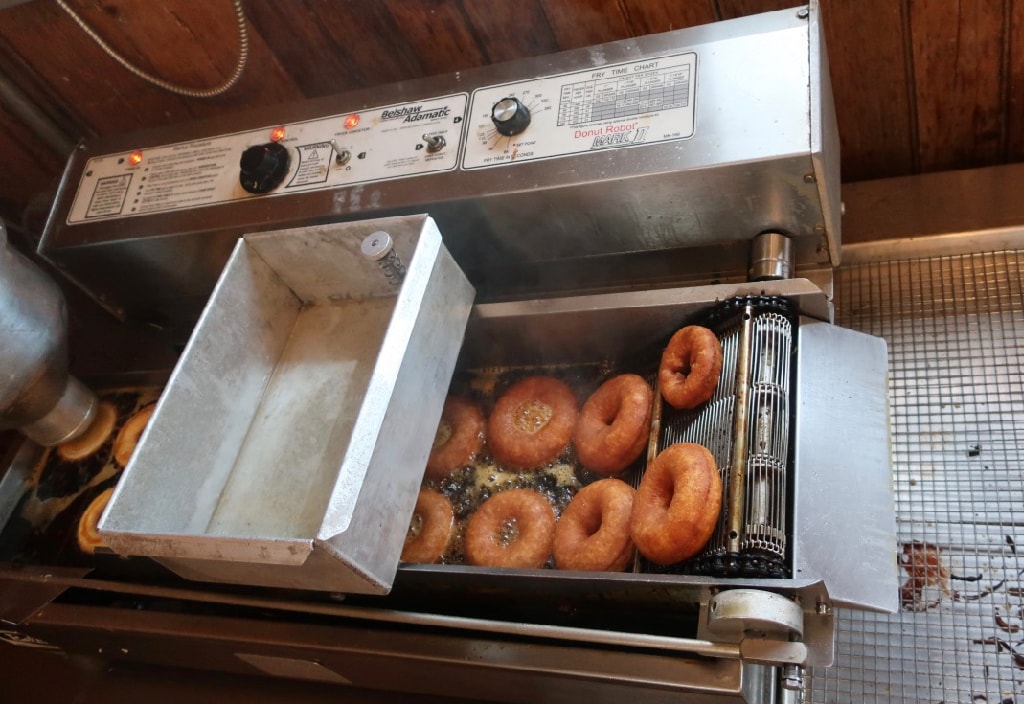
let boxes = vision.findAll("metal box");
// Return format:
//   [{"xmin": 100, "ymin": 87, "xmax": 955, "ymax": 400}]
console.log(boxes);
[
  {"xmin": 99, "ymin": 215, "xmax": 475, "ymax": 593},
  {"xmin": 40, "ymin": 6, "xmax": 838, "ymax": 339}
]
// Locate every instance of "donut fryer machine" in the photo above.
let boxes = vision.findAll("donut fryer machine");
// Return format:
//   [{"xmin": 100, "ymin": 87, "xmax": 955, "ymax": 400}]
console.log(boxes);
[{"xmin": 0, "ymin": 5, "xmax": 898, "ymax": 703}]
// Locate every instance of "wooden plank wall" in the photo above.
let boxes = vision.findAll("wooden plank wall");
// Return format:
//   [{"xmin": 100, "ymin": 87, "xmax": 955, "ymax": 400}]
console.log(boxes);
[{"xmin": 0, "ymin": 0, "xmax": 1022, "ymax": 228}]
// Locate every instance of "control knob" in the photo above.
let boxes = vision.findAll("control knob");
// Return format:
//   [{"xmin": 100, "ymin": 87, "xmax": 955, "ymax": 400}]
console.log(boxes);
[
  {"xmin": 239, "ymin": 142, "xmax": 290, "ymax": 194},
  {"xmin": 491, "ymin": 97, "xmax": 531, "ymax": 137}
]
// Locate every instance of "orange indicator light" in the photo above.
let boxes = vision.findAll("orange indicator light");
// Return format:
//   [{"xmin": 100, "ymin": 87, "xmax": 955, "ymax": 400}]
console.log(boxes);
[
  {"xmin": 343, "ymin": 114, "xmax": 360, "ymax": 130},
  {"xmin": 127, "ymin": 150, "xmax": 144, "ymax": 166},
  {"xmin": 269, "ymin": 125, "xmax": 286, "ymax": 142}
]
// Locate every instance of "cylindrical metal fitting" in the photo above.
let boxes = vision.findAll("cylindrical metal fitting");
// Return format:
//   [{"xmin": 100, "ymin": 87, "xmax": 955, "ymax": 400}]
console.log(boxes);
[
  {"xmin": 0, "ymin": 221, "xmax": 98, "ymax": 445},
  {"xmin": 361, "ymin": 231, "xmax": 406, "ymax": 287},
  {"xmin": 20, "ymin": 376, "xmax": 98, "ymax": 446},
  {"xmin": 749, "ymin": 232, "xmax": 793, "ymax": 281}
]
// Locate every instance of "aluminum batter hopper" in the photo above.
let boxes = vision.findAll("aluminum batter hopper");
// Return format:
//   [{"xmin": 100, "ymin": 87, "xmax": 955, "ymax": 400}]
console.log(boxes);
[{"xmin": 99, "ymin": 215, "xmax": 475, "ymax": 593}]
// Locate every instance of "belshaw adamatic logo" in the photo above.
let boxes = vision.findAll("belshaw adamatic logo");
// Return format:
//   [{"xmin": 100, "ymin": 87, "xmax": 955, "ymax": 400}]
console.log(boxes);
[
  {"xmin": 575, "ymin": 122, "xmax": 650, "ymax": 149},
  {"xmin": 380, "ymin": 105, "xmax": 451, "ymax": 123}
]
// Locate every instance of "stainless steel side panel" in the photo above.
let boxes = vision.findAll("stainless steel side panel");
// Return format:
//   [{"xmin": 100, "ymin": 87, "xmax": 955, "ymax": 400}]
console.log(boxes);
[{"xmin": 792, "ymin": 319, "xmax": 897, "ymax": 612}]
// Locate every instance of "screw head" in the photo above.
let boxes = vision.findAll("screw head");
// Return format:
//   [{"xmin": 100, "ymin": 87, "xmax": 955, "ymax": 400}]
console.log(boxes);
[{"xmin": 797, "ymin": 7, "xmax": 810, "ymax": 19}]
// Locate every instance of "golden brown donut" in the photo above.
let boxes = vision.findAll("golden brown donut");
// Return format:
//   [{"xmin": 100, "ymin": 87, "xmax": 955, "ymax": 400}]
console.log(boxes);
[
  {"xmin": 77, "ymin": 487, "xmax": 114, "ymax": 554},
  {"xmin": 659, "ymin": 326, "xmax": 723, "ymax": 410},
  {"xmin": 554, "ymin": 478, "xmax": 636, "ymax": 572},
  {"xmin": 58, "ymin": 401, "xmax": 117, "ymax": 462},
  {"xmin": 631, "ymin": 443, "xmax": 722, "ymax": 564},
  {"xmin": 401, "ymin": 489, "xmax": 454, "ymax": 564},
  {"xmin": 425, "ymin": 396, "xmax": 485, "ymax": 481},
  {"xmin": 113, "ymin": 404, "xmax": 155, "ymax": 467},
  {"xmin": 487, "ymin": 376, "xmax": 578, "ymax": 470},
  {"xmin": 573, "ymin": 374, "xmax": 653, "ymax": 475},
  {"xmin": 465, "ymin": 489, "xmax": 555, "ymax": 569}
]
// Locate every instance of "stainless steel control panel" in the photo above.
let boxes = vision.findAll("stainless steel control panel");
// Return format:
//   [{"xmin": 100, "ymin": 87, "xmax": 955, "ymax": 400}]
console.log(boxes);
[
  {"xmin": 67, "ymin": 94, "xmax": 468, "ymax": 224},
  {"xmin": 463, "ymin": 53, "xmax": 696, "ymax": 169},
  {"xmin": 65, "ymin": 54, "xmax": 697, "ymax": 225}
]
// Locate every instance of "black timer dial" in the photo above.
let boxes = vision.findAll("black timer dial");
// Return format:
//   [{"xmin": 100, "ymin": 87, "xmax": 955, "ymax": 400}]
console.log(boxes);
[
  {"xmin": 490, "ymin": 97, "xmax": 531, "ymax": 137},
  {"xmin": 239, "ymin": 142, "xmax": 291, "ymax": 194}
]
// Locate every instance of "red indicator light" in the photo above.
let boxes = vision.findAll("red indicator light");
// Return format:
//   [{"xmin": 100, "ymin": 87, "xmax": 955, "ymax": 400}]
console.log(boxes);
[
  {"xmin": 269, "ymin": 125, "xmax": 286, "ymax": 142},
  {"xmin": 343, "ymin": 114, "xmax": 360, "ymax": 130},
  {"xmin": 127, "ymin": 150, "xmax": 144, "ymax": 166}
]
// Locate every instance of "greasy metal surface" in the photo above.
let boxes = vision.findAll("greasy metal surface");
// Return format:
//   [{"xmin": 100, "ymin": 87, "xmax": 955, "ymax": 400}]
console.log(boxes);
[
  {"xmin": 0, "ymin": 220, "xmax": 96, "ymax": 444},
  {"xmin": 458, "ymin": 278, "xmax": 831, "ymax": 370},
  {"xmin": 706, "ymin": 589, "xmax": 805, "ymax": 641},
  {"xmin": 20, "ymin": 376, "xmax": 97, "ymax": 447},
  {"xmin": 26, "ymin": 602, "xmax": 774, "ymax": 704},
  {"xmin": 40, "ymin": 8, "xmax": 836, "ymax": 338},
  {"xmin": 99, "ymin": 215, "xmax": 475, "ymax": 593},
  {"xmin": 809, "ymin": 248, "xmax": 1024, "ymax": 702},
  {"xmin": 0, "ymin": 437, "xmax": 37, "ymax": 534}
]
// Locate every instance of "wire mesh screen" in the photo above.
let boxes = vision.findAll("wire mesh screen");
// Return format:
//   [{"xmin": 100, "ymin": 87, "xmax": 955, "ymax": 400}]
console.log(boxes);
[
  {"xmin": 743, "ymin": 312, "xmax": 791, "ymax": 558},
  {"xmin": 653, "ymin": 299, "xmax": 793, "ymax": 578},
  {"xmin": 809, "ymin": 250, "xmax": 1024, "ymax": 703}
]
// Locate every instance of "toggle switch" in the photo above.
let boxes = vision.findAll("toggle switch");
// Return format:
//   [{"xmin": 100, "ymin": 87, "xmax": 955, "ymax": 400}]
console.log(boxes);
[
  {"xmin": 332, "ymin": 141, "xmax": 352, "ymax": 166},
  {"xmin": 422, "ymin": 134, "xmax": 446, "ymax": 153}
]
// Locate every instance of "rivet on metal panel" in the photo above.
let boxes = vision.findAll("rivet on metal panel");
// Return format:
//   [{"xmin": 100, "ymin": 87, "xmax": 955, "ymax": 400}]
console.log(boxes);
[
  {"xmin": 802, "ymin": 172, "xmax": 816, "ymax": 183},
  {"xmin": 796, "ymin": 7, "xmax": 809, "ymax": 19}
]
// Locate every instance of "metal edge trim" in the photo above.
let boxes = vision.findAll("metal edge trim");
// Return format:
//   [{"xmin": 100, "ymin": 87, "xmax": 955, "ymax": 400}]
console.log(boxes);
[
  {"xmin": 841, "ymin": 226, "xmax": 1024, "ymax": 265},
  {"xmin": 5, "ymin": 570, "xmax": 743, "ymax": 660}
]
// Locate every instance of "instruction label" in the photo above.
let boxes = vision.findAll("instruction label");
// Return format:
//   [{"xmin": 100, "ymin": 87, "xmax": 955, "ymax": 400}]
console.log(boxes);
[
  {"xmin": 67, "ymin": 94, "xmax": 468, "ymax": 224},
  {"xmin": 463, "ymin": 53, "xmax": 696, "ymax": 169}
]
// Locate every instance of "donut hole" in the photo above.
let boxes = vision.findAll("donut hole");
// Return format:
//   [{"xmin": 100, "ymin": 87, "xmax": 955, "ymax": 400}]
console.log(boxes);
[
  {"xmin": 581, "ymin": 509, "xmax": 604, "ymax": 538},
  {"xmin": 406, "ymin": 512, "xmax": 425, "ymax": 541},
  {"xmin": 598, "ymin": 394, "xmax": 624, "ymax": 427},
  {"xmin": 513, "ymin": 400, "xmax": 554, "ymax": 434},
  {"xmin": 494, "ymin": 517, "xmax": 521, "ymax": 547}
]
